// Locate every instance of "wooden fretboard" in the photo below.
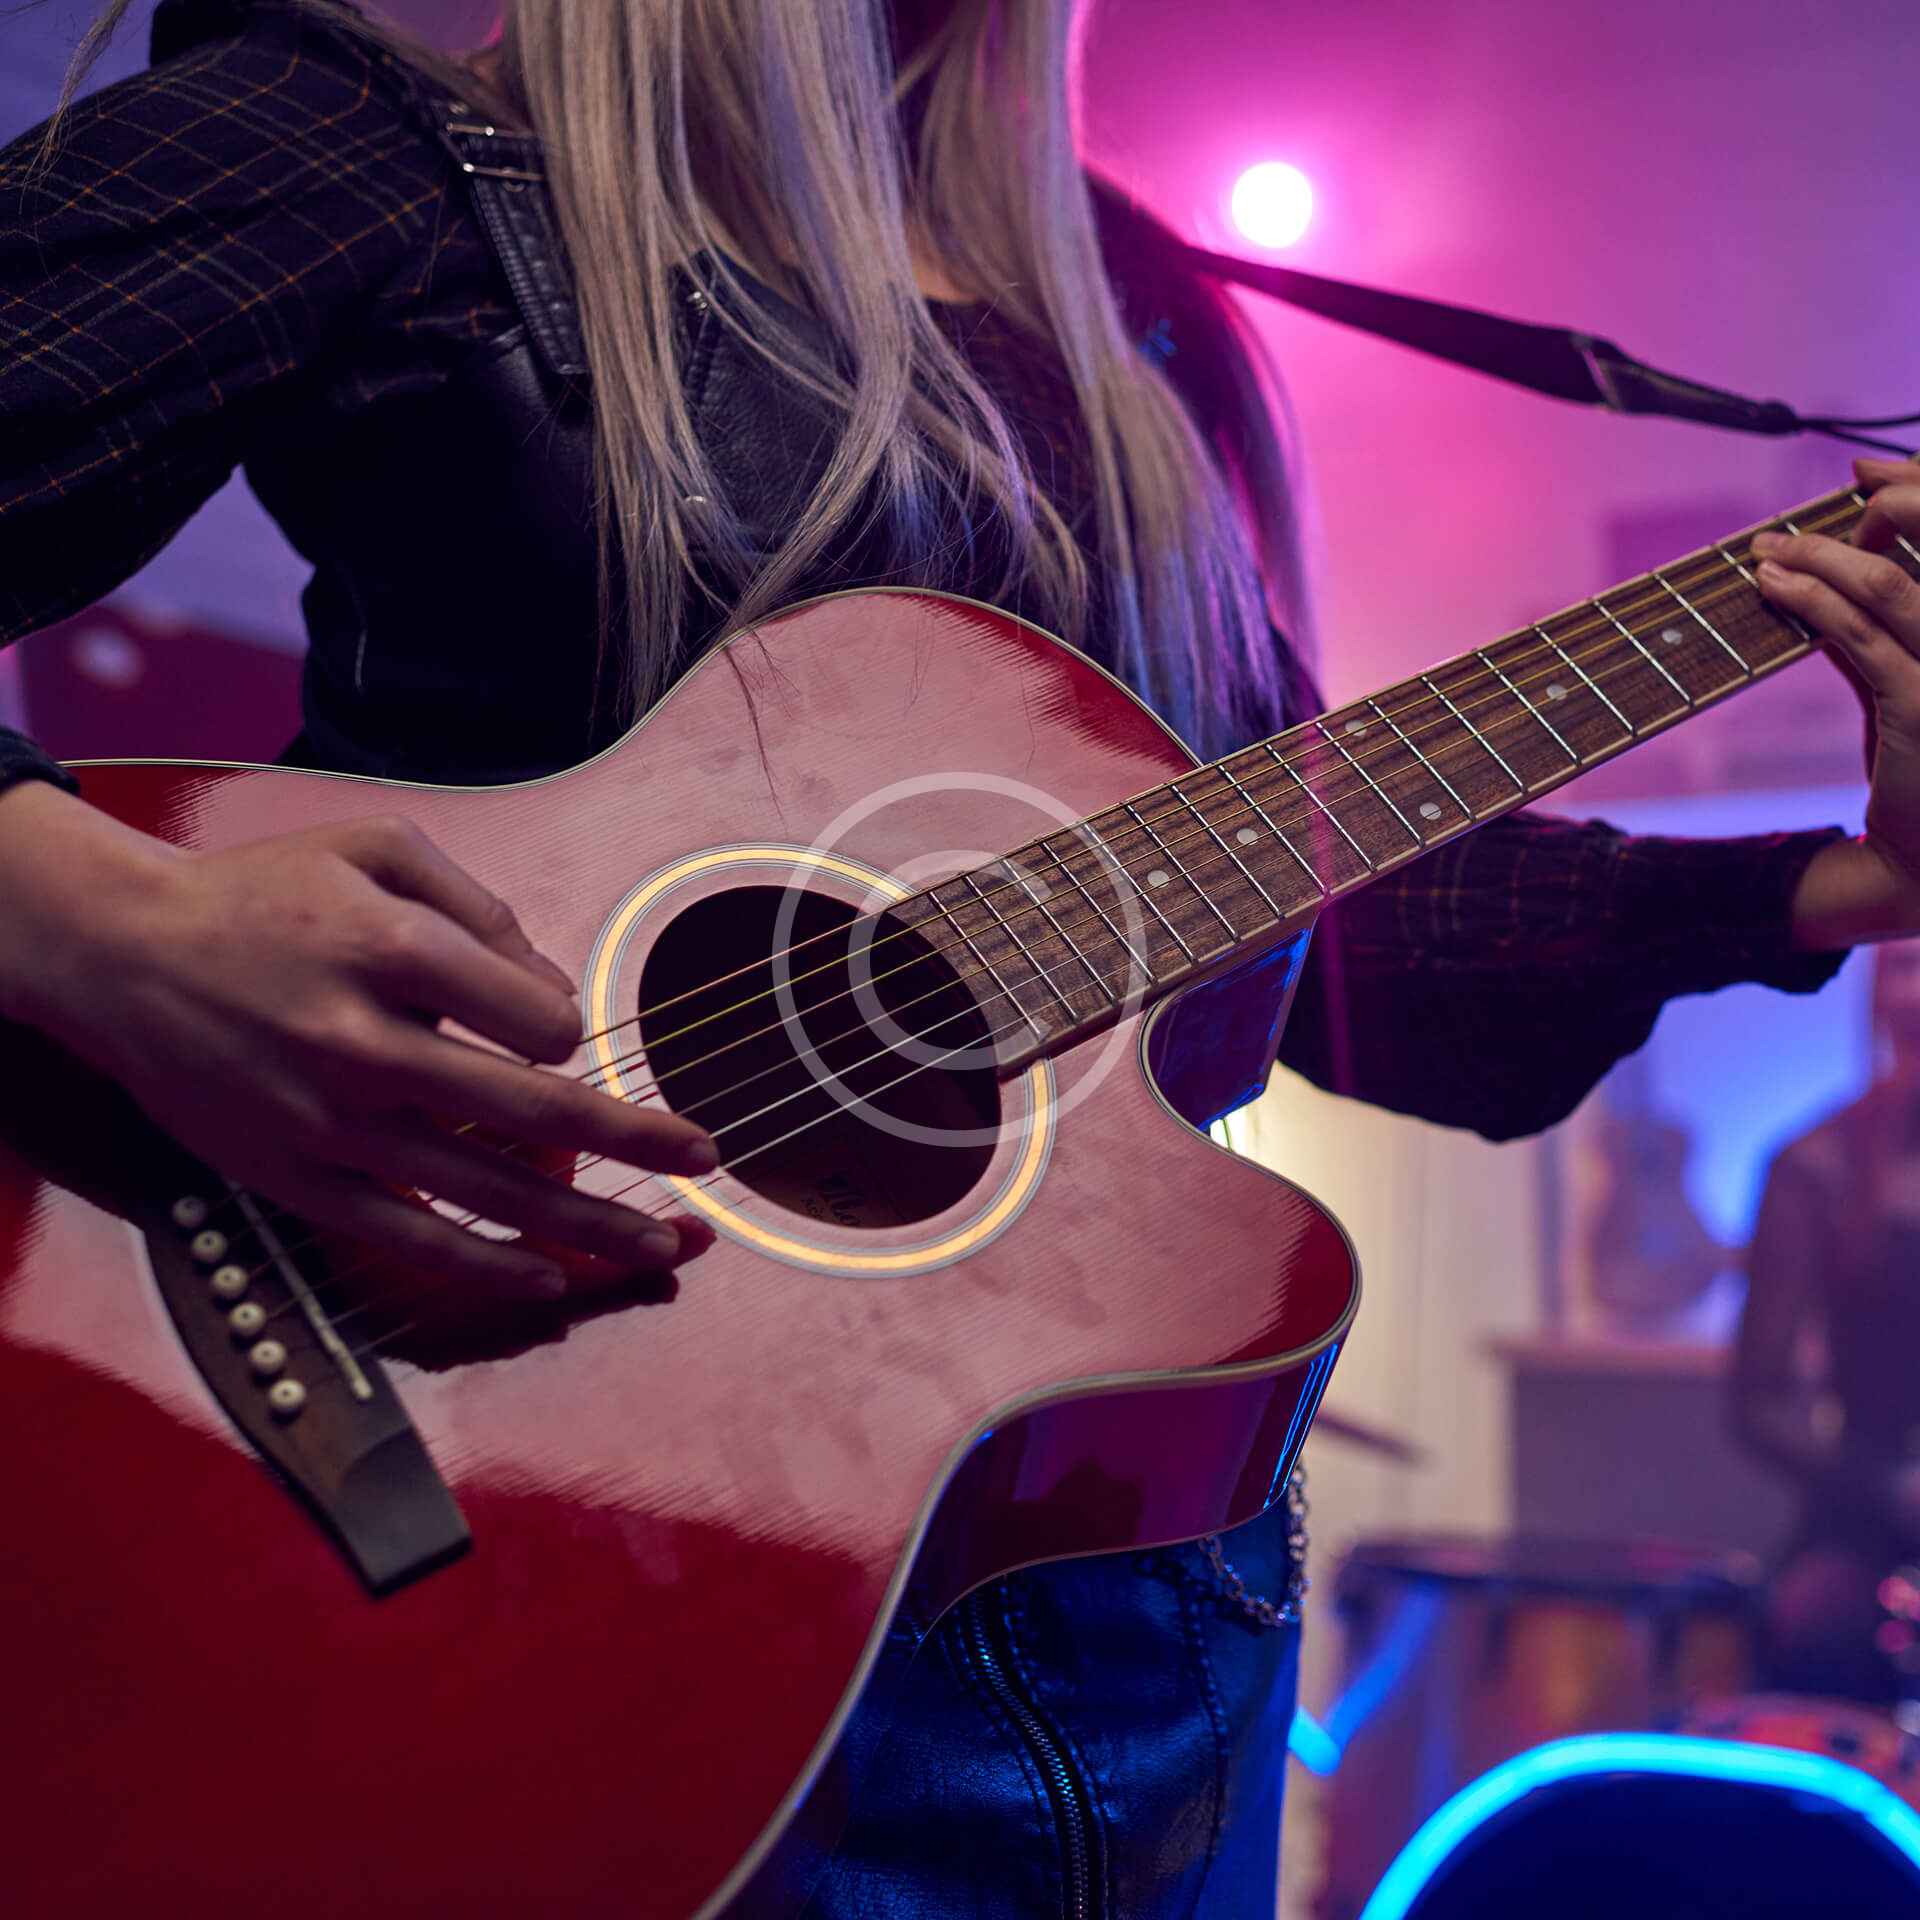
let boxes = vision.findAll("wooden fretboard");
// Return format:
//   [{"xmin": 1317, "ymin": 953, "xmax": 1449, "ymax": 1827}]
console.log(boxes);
[{"xmin": 897, "ymin": 483, "xmax": 1917, "ymax": 1070}]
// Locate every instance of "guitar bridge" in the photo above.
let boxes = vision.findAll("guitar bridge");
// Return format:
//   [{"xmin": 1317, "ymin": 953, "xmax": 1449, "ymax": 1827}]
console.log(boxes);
[{"xmin": 143, "ymin": 1160, "xmax": 469, "ymax": 1596}]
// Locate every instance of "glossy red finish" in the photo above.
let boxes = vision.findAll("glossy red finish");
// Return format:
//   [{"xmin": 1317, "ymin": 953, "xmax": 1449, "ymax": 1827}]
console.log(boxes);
[{"xmin": 0, "ymin": 593, "xmax": 1356, "ymax": 1917}]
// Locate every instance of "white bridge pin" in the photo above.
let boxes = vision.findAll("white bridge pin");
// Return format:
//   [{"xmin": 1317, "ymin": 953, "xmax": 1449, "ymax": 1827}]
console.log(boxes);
[
  {"xmin": 228, "ymin": 1302, "xmax": 267, "ymax": 1339},
  {"xmin": 268, "ymin": 1378, "xmax": 307, "ymax": 1420},
  {"xmin": 190, "ymin": 1229, "xmax": 229, "ymax": 1265},
  {"xmin": 209, "ymin": 1264, "xmax": 250, "ymax": 1302},
  {"xmin": 171, "ymin": 1196, "xmax": 209, "ymax": 1231},
  {"xmin": 248, "ymin": 1339, "xmax": 288, "ymax": 1379}
]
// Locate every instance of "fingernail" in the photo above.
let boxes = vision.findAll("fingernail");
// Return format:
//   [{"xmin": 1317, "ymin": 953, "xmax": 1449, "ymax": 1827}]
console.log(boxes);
[
  {"xmin": 639, "ymin": 1224, "xmax": 682, "ymax": 1259},
  {"xmin": 1756, "ymin": 560, "xmax": 1787, "ymax": 586},
  {"xmin": 535, "ymin": 951, "xmax": 578, "ymax": 997},
  {"xmin": 682, "ymin": 1135, "xmax": 720, "ymax": 1174},
  {"xmin": 1750, "ymin": 531, "xmax": 1785, "ymax": 555}
]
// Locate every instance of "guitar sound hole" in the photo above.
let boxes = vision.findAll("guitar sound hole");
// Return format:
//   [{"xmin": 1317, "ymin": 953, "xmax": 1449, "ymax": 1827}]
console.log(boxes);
[{"xmin": 636, "ymin": 886, "xmax": 1001, "ymax": 1228}]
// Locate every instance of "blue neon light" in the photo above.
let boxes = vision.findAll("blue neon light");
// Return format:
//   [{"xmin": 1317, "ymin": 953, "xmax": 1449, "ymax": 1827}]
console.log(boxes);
[
  {"xmin": 1287, "ymin": 1706, "xmax": 1342, "ymax": 1776},
  {"xmin": 1285, "ymin": 1588, "xmax": 1446, "ymax": 1777},
  {"xmin": 1356, "ymin": 1732, "xmax": 1920, "ymax": 1920}
]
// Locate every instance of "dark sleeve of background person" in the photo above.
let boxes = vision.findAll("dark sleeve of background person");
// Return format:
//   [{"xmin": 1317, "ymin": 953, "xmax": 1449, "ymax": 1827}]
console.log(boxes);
[{"xmin": 1730, "ymin": 1134, "xmax": 1916, "ymax": 1541}]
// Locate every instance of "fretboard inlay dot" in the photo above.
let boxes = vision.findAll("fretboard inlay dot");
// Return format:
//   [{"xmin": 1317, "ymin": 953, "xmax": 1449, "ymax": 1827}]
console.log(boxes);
[{"xmin": 914, "ymin": 484, "xmax": 1861, "ymax": 1076}]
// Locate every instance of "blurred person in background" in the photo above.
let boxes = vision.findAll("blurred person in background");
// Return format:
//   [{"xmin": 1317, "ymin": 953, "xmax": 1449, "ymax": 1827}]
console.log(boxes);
[{"xmin": 1737, "ymin": 940, "xmax": 1920, "ymax": 1706}]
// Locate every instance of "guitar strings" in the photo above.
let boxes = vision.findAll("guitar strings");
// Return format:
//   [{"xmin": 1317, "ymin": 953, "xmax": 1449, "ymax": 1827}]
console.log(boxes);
[
  {"xmin": 275, "ymin": 539, "xmax": 1856, "ymax": 1348},
  {"xmin": 307, "ymin": 983, "xmax": 1036, "ymax": 1344},
  {"xmin": 200, "ymin": 487, "xmax": 1873, "ymax": 1301},
  {"xmin": 481, "ymin": 493, "xmax": 1871, "ymax": 1120},
  {"xmin": 548, "ymin": 493, "xmax": 1870, "ymax": 1085},
  {"xmin": 324, "ymin": 997, "xmax": 1051, "ymax": 1373},
  {"xmin": 200, "ymin": 489, "xmax": 1904, "ymax": 1335},
  {"xmin": 224, "ymin": 500, "xmax": 1866, "ymax": 1311}
]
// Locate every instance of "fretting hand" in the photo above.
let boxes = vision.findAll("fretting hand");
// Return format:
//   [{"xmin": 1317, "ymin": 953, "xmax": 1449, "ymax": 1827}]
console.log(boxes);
[{"xmin": 1757, "ymin": 455, "xmax": 1920, "ymax": 949}]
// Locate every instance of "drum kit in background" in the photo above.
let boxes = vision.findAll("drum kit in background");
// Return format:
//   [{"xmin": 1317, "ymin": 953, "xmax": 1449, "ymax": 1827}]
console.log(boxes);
[{"xmin": 1299, "ymin": 1417, "xmax": 1920, "ymax": 1919}]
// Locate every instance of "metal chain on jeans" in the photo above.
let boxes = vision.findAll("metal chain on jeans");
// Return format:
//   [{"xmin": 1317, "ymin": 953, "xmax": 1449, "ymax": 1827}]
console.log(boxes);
[{"xmin": 1197, "ymin": 1466, "xmax": 1310, "ymax": 1629}]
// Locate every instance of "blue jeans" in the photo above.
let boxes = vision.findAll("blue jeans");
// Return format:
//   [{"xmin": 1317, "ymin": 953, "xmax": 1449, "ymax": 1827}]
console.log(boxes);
[{"xmin": 806, "ymin": 1497, "xmax": 1305, "ymax": 1918}]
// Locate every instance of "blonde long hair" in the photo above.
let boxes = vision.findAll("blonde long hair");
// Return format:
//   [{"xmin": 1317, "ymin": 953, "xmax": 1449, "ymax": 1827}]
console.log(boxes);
[{"xmin": 65, "ymin": 0, "xmax": 1315, "ymax": 754}]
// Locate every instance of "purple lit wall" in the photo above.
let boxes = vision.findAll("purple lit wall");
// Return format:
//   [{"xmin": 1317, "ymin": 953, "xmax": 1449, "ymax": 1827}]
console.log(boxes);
[{"xmin": 1080, "ymin": 0, "xmax": 1919, "ymax": 753}]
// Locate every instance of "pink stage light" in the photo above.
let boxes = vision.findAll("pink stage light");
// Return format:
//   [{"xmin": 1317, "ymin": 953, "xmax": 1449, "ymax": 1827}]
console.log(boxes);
[{"xmin": 1230, "ymin": 161, "xmax": 1314, "ymax": 250}]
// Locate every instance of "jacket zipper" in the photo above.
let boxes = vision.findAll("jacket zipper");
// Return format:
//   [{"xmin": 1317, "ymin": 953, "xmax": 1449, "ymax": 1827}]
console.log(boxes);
[{"xmin": 958, "ymin": 1585, "xmax": 1099, "ymax": 1920}]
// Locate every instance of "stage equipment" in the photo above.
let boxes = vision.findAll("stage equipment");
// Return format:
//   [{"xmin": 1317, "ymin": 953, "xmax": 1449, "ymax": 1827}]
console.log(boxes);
[
  {"xmin": 1179, "ymin": 235, "xmax": 1919, "ymax": 456},
  {"xmin": 1684, "ymin": 1694, "xmax": 1920, "ymax": 1814},
  {"xmin": 1352, "ymin": 1732, "xmax": 1920, "ymax": 1920},
  {"xmin": 3, "ymin": 473, "xmax": 1910, "ymax": 1916},
  {"xmin": 1314, "ymin": 1535, "xmax": 1758, "ymax": 1918}
]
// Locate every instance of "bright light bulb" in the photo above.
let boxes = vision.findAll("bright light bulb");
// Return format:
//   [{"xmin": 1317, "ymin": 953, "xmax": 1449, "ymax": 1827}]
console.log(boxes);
[{"xmin": 1231, "ymin": 161, "xmax": 1314, "ymax": 250}]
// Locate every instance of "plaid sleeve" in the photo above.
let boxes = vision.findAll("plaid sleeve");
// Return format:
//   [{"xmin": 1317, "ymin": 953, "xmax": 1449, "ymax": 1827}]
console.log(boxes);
[
  {"xmin": 0, "ymin": 726, "xmax": 80, "ymax": 799},
  {"xmin": 1278, "ymin": 810, "xmax": 1849, "ymax": 1139},
  {"xmin": 0, "ymin": 9, "xmax": 451, "ymax": 648}
]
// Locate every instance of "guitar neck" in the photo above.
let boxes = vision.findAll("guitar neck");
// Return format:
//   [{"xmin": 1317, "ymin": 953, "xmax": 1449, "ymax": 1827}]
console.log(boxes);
[{"xmin": 912, "ymin": 483, "xmax": 1914, "ymax": 1071}]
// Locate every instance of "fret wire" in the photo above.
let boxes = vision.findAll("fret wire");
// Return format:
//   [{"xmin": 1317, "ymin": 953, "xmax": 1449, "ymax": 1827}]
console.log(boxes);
[
  {"xmin": 1086, "ymin": 817, "xmax": 1201, "ymax": 960},
  {"xmin": 1168, "ymin": 782, "xmax": 1285, "ymax": 921},
  {"xmin": 928, "ymin": 906, "xmax": 1049, "ymax": 1042},
  {"xmin": 1533, "ymin": 623, "xmax": 1636, "ymax": 736},
  {"xmin": 1651, "ymin": 568, "xmax": 1752, "ymax": 678},
  {"xmin": 1122, "ymin": 799, "xmax": 1237, "ymax": 941},
  {"xmin": 1592, "ymin": 596, "xmax": 1693, "ymax": 707},
  {"xmin": 1476, "ymin": 648, "xmax": 1582, "ymax": 766},
  {"xmin": 970, "ymin": 497, "xmax": 1857, "ymax": 966},
  {"xmin": 952, "ymin": 874, "xmax": 1075, "ymax": 1024},
  {"xmin": 934, "ymin": 511, "xmax": 1852, "ymax": 1019},
  {"xmin": 954, "ymin": 496, "xmax": 1858, "ymax": 965},
  {"xmin": 1717, "ymin": 543, "xmax": 1818, "ymax": 644},
  {"xmin": 1420, "ymin": 672, "xmax": 1524, "ymax": 795},
  {"xmin": 910, "ymin": 492, "xmax": 1867, "ymax": 1007},
  {"xmin": 742, "ymin": 512, "xmax": 1870, "ymax": 1071},
  {"xmin": 1317, "ymin": 724, "xmax": 1423, "ymax": 845},
  {"xmin": 1367, "ymin": 696, "xmax": 1472, "ymax": 819},
  {"xmin": 1034, "ymin": 837, "xmax": 1160, "ymax": 986},
  {"xmin": 1258, "ymin": 741, "xmax": 1377, "ymax": 872},
  {"xmin": 1219, "ymin": 758, "xmax": 1330, "ymax": 898},
  {"xmin": 989, "ymin": 862, "xmax": 1120, "ymax": 1007}
]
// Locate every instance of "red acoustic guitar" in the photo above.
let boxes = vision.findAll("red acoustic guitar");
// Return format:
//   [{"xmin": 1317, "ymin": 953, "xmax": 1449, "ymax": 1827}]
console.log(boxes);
[{"xmin": 0, "ymin": 483, "xmax": 1895, "ymax": 1916}]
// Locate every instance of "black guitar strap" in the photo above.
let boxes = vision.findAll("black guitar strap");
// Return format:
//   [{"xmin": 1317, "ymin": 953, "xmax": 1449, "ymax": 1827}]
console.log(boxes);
[{"xmin": 1179, "ymin": 240, "xmax": 1809, "ymax": 440}]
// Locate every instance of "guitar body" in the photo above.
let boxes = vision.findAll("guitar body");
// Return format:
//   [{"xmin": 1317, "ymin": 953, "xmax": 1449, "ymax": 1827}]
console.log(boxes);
[{"xmin": 0, "ymin": 592, "xmax": 1356, "ymax": 1917}]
